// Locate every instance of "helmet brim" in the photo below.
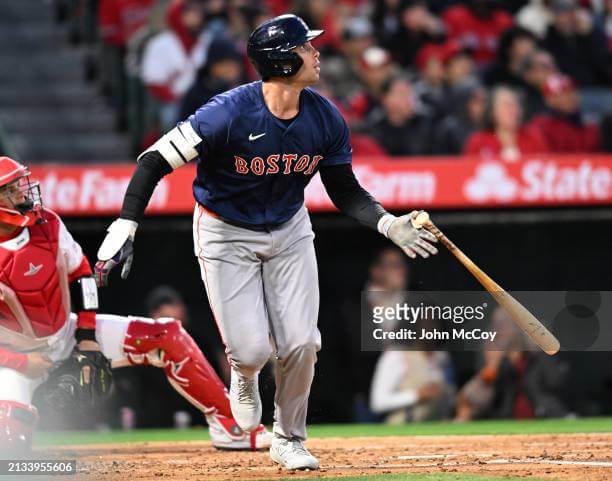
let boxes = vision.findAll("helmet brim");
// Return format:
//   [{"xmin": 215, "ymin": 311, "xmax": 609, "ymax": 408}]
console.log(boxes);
[{"xmin": 305, "ymin": 29, "xmax": 324, "ymax": 42}]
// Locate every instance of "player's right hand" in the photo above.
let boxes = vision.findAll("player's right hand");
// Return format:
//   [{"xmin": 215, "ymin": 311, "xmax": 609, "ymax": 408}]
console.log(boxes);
[
  {"xmin": 25, "ymin": 352, "xmax": 53, "ymax": 379},
  {"xmin": 387, "ymin": 211, "xmax": 438, "ymax": 259},
  {"xmin": 95, "ymin": 218, "xmax": 138, "ymax": 287}
]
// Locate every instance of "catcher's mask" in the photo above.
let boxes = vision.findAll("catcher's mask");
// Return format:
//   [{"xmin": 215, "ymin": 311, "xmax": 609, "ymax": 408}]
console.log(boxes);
[{"xmin": 0, "ymin": 156, "xmax": 43, "ymax": 227}]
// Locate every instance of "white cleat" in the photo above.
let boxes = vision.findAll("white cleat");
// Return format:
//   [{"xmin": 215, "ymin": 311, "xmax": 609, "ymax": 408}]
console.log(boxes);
[
  {"xmin": 229, "ymin": 369, "xmax": 262, "ymax": 432},
  {"xmin": 208, "ymin": 414, "xmax": 272, "ymax": 451},
  {"xmin": 270, "ymin": 436, "xmax": 319, "ymax": 470}
]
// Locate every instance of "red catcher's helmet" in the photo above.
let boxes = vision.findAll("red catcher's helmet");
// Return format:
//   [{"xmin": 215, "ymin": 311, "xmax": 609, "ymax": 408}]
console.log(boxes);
[{"xmin": 0, "ymin": 156, "xmax": 43, "ymax": 227}]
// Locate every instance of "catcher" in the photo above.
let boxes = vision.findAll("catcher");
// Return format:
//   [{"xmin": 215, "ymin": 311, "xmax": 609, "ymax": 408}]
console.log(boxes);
[{"xmin": 0, "ymin": 156, "xmax": 271, "ymax": 455}]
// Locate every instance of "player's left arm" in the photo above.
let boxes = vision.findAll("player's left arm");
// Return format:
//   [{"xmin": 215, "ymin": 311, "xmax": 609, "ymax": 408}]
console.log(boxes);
[
  {"xmin": 319, "ymin": 111, "xmax": 438, "ymax": 259},
  {"xmin": 96, "ymin": 99, "xmax": 226, "ymax": 286},
  {"xmin": 47, "ymin": 218, "xmax": 113, "ymax": 407},
  {"xmin": 58, "ymin": 219, "xmax": 100, "ymax": 346}
]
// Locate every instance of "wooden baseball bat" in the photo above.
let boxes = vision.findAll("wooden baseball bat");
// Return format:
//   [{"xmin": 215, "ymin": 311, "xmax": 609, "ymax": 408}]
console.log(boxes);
[{"xmin": 412, "ymin": 211, "xmax": 560, "ymax": 355}]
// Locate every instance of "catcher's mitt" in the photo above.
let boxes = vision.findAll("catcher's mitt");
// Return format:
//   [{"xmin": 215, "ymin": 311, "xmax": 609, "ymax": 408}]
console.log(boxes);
[{"xmin": 43, "ymin": 348, "xmax": 112, "ymax": 413}]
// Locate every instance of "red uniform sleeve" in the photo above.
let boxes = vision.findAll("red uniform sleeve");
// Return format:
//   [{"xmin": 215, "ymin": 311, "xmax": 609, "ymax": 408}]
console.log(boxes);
[
  {"xmin": 0, "ymin": 346, "xmax": 28, "ymax": 374},
  {"xmin": 69, "ymin": 256, "xmax": 97, "ymax": 330},
  {"xmin": 68, "ymin": 254, "xmax": 93, "ymax": 283}
]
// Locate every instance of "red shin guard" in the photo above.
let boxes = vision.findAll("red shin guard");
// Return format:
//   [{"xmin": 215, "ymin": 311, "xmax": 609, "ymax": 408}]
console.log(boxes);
[
  {"xmin": 123, "ymin": 318, "xmax": 232, "ymax": 418},
  {"xmin": 0, "ymin": 401, "xmax": 38, "ymax": 455}
]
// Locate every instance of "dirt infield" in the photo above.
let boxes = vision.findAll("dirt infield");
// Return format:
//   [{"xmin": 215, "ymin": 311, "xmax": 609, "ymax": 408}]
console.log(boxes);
[{"xmin": 41, "ymin": 433, "xmax": 612, "ymax": 481}]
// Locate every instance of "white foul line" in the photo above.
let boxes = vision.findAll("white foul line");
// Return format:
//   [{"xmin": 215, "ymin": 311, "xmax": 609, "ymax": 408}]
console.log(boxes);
[
  {"xmin": 393, "ymin": 454, "xmax": 612, "ymax": 469},
  {"xmin": 489, "ymin": 459, "xmax": 612, "ymax": 468}
]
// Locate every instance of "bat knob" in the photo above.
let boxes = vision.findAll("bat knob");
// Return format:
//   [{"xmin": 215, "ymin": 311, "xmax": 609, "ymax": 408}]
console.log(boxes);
[{"xmin": 411, "ymin": 210, "xmax": 430, "ymax": 229}]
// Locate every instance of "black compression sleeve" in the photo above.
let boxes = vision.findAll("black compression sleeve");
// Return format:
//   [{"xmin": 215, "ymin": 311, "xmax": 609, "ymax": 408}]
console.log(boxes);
[
  {"xmin": 319, "ymin": 164, "xmax": 387, "ymax": 230},
  {"xmin": 120, "ymin": 152, "xmax": 173, "ymax": 222}
]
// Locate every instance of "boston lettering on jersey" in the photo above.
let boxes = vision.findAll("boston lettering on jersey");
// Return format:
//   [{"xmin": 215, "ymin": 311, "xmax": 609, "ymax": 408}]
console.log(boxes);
[
  {"xmin": 187, "ymin": 81, "xmax": 352, "ymax": 228},
  {"xmin": 234, "ymin": 154, "xmax": 323, "ymax": 176}
]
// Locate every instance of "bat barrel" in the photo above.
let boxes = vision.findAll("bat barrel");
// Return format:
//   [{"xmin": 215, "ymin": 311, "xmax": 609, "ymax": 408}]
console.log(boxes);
[{"xmin": 414, "ymin": 213, "xmax": 560, "ymax": 356}]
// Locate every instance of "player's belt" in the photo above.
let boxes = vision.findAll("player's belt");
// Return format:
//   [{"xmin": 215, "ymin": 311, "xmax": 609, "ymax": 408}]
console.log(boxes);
[{"xmin": 199, "ymin": 204, "xmax": 286, "ymax": 233}]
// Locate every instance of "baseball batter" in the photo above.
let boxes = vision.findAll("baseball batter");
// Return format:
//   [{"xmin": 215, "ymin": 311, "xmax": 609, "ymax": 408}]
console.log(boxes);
[
  {"xmin": 0, "ymin": 156, "xmax": 271, "ymax": 455},
  {"xmin": 96, "ymin": 14, "xmax": 437, "ymax": 470}
]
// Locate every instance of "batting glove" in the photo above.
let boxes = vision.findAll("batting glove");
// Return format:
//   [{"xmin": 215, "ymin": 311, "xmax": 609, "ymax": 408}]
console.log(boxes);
[
  {"xmin": 95, "ymin": 218, "xmax": 138, "ymax": 287},
  {"xmin": 380, "ymin": 211, "xmax": 438, "ymax": 259}
]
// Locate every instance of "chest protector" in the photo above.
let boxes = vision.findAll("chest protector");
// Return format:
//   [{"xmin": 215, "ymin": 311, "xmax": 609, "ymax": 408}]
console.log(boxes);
[{"xmin": 0, "ymin": 213, "xmax": 70, "ymax": 339}]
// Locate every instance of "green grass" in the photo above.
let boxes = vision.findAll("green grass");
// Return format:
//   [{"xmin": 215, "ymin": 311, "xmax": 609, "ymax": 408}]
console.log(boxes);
[
  {"xmin": 257, "ymin": 475, "xmax": 551, "ymax": 481},
  {"xmin": 35, "ymin": 417, "xmax": 612, "ymax": 446}
]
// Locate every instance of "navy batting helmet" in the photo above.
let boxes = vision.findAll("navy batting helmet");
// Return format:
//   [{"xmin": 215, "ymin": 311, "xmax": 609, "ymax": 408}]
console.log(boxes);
[{"xmin": 247, "ymin": 14, "xmax": 324, "ymax": 79}]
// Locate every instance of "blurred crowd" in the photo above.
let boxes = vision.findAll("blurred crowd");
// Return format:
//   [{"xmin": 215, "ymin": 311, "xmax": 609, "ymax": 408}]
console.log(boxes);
[{"xmin": 53, "ymin": 0, "xmax": 612, "ymax": 160}]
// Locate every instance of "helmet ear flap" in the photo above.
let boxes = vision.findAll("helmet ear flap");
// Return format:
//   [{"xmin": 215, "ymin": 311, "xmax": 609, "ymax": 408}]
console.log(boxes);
[{"xmin": 267, "ymin": 51, "xmax": 304, "ymax": 77}]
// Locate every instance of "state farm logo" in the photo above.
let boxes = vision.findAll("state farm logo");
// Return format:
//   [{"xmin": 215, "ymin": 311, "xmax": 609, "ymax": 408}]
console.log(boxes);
[
  {"xmin": 464, "ymin": 163, "xmax": 518, "ymax": 202},
  {"xmin": 38, "ymin": 170, "xmax": 169, "ymax": 212},
  {"xmin": 464, "ymin": 160, "xmax": 612, "ymax": 204}
]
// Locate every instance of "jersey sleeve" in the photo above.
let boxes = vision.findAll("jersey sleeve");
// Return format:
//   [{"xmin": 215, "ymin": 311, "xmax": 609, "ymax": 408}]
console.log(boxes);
[
  {"xmin": 322, "ymin": 104, "xmax": 352, "ymax": 167},
  {"xmin": 58, "ymin": 219, "xmax": 86, "ymax": 274},
  {"xmin": 58, "ymin": 218, "xmax": 97, "ymax": 330},
  {"xmin": 0, "ymin": 346, "xmax": 28, "ymax": 373},
  {"xmin": 188, "ymin": 96, "xmax": 231, "ymax": 158}
]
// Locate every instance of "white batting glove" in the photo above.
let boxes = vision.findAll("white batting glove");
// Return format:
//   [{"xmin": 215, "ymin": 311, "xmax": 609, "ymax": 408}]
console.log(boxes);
[
  {"xmin": 95, "ymin": 219, "xmax": 138, "ymax": 286},
  {"xmin": 379, "ymin": 211, "xmax": 438, "ymax": 259}
]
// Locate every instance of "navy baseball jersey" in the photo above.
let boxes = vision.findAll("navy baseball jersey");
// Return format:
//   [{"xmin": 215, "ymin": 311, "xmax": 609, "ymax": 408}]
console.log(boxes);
[{"xmin": 187, "ymin": 81, "xmax": 352, "ymax": 227}]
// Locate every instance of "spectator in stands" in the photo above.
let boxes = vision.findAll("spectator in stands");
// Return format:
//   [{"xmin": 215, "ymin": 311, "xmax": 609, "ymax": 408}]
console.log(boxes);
[
  {"xmin": 413, "ymin": 43, "xmax": 448, "ymax": 120},
  {"xmin": 455, "ymin": 307, "xmax": 569, "ymax": 420},
  {"xmin": 446, "ymin": 42, "xmax": 477, "ymax": 90},
  {"xmin": 328, "ymin": 246, "xmax": 413, "ymax": 422},
  {"xmin": 543, "ymin": 0, "xmax": 611, "ymax": 86},
  {"xmin": 228, "ymin": 2, "xmax": 269, "ymax": 40},
  {"xmin": 484, "ymin": 27, "xmax": 538, "ymax": 88},
  {"xmin": 349, "ymin": 46, "xmax": 398, "ymax": 123},
  {"xmin": 366, "ymin": 247, "xmax": 455, "ymax": 423},
  {"xmin": 99, "ymin": 0, "xmax": 156, "ymax": 47},
  {"xmin": 433, "ymin": 82, "xmax": 487, "ymax": 154},
  {"xmin": 321, "ymin": 17, "xmax": 376, "ymax": 107},
  {"xmin": 179, "ymin": 37, "xmax": 246, "ymax": 120},
  {"xmin": 442, "ymin": 0, "xmax": 514, "ymax": 66},
  {"xmin": 516, "ymin": 0, "xmax": 555, "ymax": 39},
  {"xmin": 98, "ymin": 0, "xmax": 157, "ymax": 129},
  {"xmin": 365, "ymin": 75, "xmax": 435, "ymax": 156},
  {"xmin": 465, "ymin": 86, "xmax": 549, "ymax": 161},
  {"xmin": 383, "ymin": 0, "xmax": 446, "ymax": 68},
  {"xmin": 527, "ymin": 74, "xmax": 601, "ymax": 152},
  {"xmin": 292, "ymin": 0, "xmax": 343, "ymax": 53},
  {"xmin": 520, "ymin": 49, "xmax": 558, "ymax": 120},
  {"xmin": 140, "ymin": 0, "xmax": 210, "ymax": 130},
  {"xmin": 593, "ymin": 0, "xmax": 612, "ymax": 54},
  {"xmin": 444, "ymin": 43, "xmax": 479, "ymax": 115},
  {"xmin": 370, "ymin": 347, "xmax": 455, "ymax": 423},
  {"xmin": 371, "ymin": 0, "xmax": 403, "ymax": 49},
  {"xmin": 413, "ymin": 41, "xmax": 475, "ymax": 121}
]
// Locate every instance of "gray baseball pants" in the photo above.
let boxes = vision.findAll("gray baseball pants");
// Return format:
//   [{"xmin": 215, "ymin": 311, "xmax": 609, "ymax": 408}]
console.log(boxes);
[{"xmin": 193, "ymin": 204, "xmax": 321, "ymax": 440}]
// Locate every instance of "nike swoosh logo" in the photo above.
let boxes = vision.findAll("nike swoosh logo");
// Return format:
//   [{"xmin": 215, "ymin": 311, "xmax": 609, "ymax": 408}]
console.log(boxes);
[{"xmin": 249, "ymin": 133, "xmax": 266, "ymax": 141}]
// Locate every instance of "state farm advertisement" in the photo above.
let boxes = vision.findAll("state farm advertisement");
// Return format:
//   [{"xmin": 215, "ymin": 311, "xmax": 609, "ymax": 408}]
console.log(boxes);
[{"xmin": 29, "ymin": 155, "xmax": 612, "ymax": 216}]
